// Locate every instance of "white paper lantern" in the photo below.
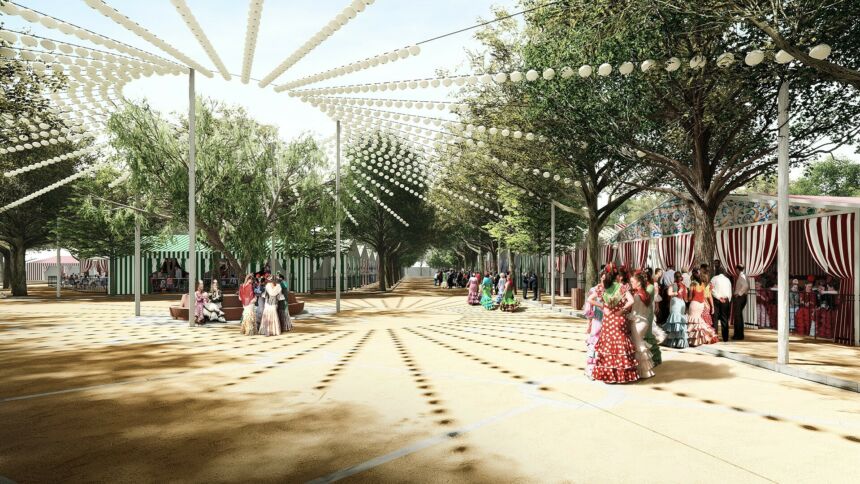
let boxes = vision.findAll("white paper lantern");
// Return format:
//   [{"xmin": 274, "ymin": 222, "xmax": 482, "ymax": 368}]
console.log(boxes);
[
  {"xmin": 809, "ymin": 44, "xmax": 831, "ymax": 60},
  {"xmin": 775, "ymin": 49, "xmax": 794, "ymax": 64},
  {"xmin": 542, "ymin": 67, "xmax": 555, "ymax": 80},
  {"xmin": 560, "ymin": 66, "xmax": 574, "ymax": 78},
  {"xmin": 665, "ymin": 57, "xmax": 681, "ymax": 72},
  {"xmin": 597, "ymin": 63, "xmax": 612, "ymax": 76},
  {"xmin": 689, "ymin": 55, "xmax": 706, "ymax": 69},
  {"xmin": 578, "ymin": 65, "xmax": 593, "ymax": 78},
  {"xmin": 510, "ymin": 70, "xmax": 523, "ymax": 82},
  {"xmin": 745, "ymin": 50, "xmax": 765, "ymax": 66},
  {"xmin": 493, "ymin": 72, "xmax": 507, "ymax": 83},
  {"xmin": 716, "ymin": 52, "xmax": 735, "ymax": 68},
  {"xmin": 525, "ymin": 69, "xmax": 539, "ymax": 81}
]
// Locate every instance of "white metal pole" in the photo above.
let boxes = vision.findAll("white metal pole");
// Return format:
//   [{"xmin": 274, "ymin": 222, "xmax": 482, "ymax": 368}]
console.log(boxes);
[
  {"xmin": 188, "ymin": 68, "xmax": 197, "ymax": 327},
  {"xmin": 335, "ymin": 120, "xmax": 342, "ymax": 313},
  {"xmin": 551, "ymin": 202, "xmax": 556, "ymax": 308},
  {"xmin": 270, "ymin": 236, "xmax": 277, "ymax": 274},
  {"xmin": 55, "ymin": 223, "xmax": 61, "ymax": 299},
  {"xmin": 776, "ymin": 80, "xmax": 790, "ymax": 364},
  {"xmin": 134, "ymin": 212, "xmax": 141, "ymax": 316},
  {"xmin": 854, "ymin": 209, "xmax": 859, "ymax": 346}
]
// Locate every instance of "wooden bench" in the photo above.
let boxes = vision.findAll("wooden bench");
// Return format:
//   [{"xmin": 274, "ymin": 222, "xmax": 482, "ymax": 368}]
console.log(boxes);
[{"xmin": 169, "ymin": 292, "xmax": 304, "ymax": 320}]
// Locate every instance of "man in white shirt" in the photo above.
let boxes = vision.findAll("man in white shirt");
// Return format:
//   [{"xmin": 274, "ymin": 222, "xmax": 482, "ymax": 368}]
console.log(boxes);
[
  {"xmin": 732, "ymin": 264, "xmax": 749, "ymax": 340},
  {"xmin": 710, "ymin": 269, "xmax": 733, "ymax": 341}
]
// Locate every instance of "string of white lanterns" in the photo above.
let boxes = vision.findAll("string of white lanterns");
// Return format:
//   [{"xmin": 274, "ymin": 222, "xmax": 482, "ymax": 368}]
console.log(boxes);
[
  {"xmin": 1, "ymin": 44, "xmax": 171, "ymax": 82},
  {"xmin": 344, "ymin": 135, "xmax": 429, "ymax": 194},
  {"xmin": 169, "ymin": 0, "xmax": 231, "ymax": 80},
  {"xmin": 3, "ymin": 144, "xmax": 101, "ymax": 177},
  {"xmin": 305, "ymin": 94, "xmax": 462, "ymax": 112},
  {"xmin": 241, "ymin": 0, "xmax": 264, "ymax": 84},
  {"xmin": 352, "ymin": 180, "xmax": 409, "ymax": 226},
  {"xmin": 0, "ymin": 162, "xmax": 104, "ymax": 213},
  {"xmin": 259, "ymin": 0, "xmax": 377, "ymax": 88},
  {"xmin": 0, "ymin": 2, "xmax": 184, "ymax": 71},
  {"xmin": 273, "ymin": 44, "xmax": 421, "ymax": 92},
  {"xmin": 82, "ymin": 0, "xmax": 213, "ymax": 77},
  {"xmin": 288, "ymin": 45, "xmax": 834, "ymax": 97},
  {"xmin": 323, "ymin": 186, "xmax": 358, "ymax": 225},
  {"xmin": 107, "ymin": 171, "xmax": 131, "ymax": 188}
]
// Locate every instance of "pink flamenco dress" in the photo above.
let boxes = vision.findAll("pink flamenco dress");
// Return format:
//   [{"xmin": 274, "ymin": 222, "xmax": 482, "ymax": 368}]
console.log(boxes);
[
  {"xmin": 584, "ymin": 285, "xmax": 604, "ymax": 380},
  {"xmin": 686, "ymin": 284, "xmax": 720, "ymax": 347},
  {"xmin": 467, "ymin": 276, "xmax": 481, "ymax": 305},
  {"xmin": 592, "ymin": 283, "xmax": 640, "ymax": 384}
]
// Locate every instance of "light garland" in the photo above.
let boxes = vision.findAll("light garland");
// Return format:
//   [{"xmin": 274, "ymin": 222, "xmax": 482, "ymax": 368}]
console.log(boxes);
[
  {"xmin": 259, "ymin": 0, "xmax": 377, "ymax": 88},
  {"xmin": 323, "ymin": 186, "xmax": 358, "ymax": 225},
  {"xmin": 353, "ymin": 180, "xmax": 409, "ymax": 226},
  {"xmin": 0, "ymin": 162, "xmax": 103, "ymax": 213},
  {"xmin": 241, "ymin": 0, "xmax": 264, "ymax": 84},
  {"xmin": 274, "ymin": 44, "xmax": 421, "ymax": 92},
  {"xmin": 3, "ymin": 144, "xmax": 100, "ymax": 177},
  {"xmin": 82, "ymin": 0, "xmax": 212, "ymax": 77},
  {"xmin": 170, "ymin": 0, "xmax": 231, "ymax": 80},
  {"xmin": 107, "ymin": 171, "xmax": 131, "ymax": 188},
  {"xmin": 0, "ymin": 2, "xmax": 183, "ymax": 71}
]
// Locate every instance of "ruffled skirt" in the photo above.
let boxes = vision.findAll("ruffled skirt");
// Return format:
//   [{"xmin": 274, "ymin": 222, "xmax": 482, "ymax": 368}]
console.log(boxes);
[
  {"xmin": 240, "ymin": 305, "xmax": 256, "ymax": 335},
  {"xmin": 628, "ymin": 313, "xmax": 655, "ymax": 379},
  {"xmin": 500, "ymin": 292, "xmax": 519, "ymax": 312},
  {"xmin": 480, "ymin": 290, "xmax": 496, "ymax": 310},
  {"xmin": 258, "ymin": 303, "xmax": 281, "ymax": 337},
  {"xmin": 585, "ymin": 318, "xmax": 602, "ymax": 379},
  {"xmin": 661, "ymin": 297, "xmax": 688, "ymax": 349},
  {"xmin": 467, "ymin": 289, "xmax": 481, "ymax": 305},
  {"xmin": 592, "ymin": 311, "xmax": 640, "ymax": 384},
  {"xmin": 687, "ymin": 300, "xmax": 719, "ymax": 346}
]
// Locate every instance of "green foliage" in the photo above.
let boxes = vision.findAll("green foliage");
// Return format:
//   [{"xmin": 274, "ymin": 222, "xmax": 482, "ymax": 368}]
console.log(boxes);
[
  {"xmin": 791, "ymin": 156, "xmax": 860, "ymax": 197},
  {"xmin": 107, "ymin": 98, "xmax": 327, "ymax": 274},
  {"xmin": 427, "ymin": 248, "xmax": 458, "ymax": 269}
]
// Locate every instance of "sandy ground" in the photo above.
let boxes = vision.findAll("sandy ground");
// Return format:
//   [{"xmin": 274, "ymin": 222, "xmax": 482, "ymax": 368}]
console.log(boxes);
[{"xmin": 1, "ymin": 279, "xmax": 859, "ymax": 483}]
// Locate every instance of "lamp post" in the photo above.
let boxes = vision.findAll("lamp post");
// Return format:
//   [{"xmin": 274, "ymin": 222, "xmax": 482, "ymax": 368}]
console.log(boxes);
[{"xmin": 187, "ymin": 68, "xmax": 197, "ymax": 327}]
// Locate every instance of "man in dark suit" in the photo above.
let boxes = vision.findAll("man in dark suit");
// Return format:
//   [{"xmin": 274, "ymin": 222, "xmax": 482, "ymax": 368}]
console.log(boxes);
[{"xmin": 529, "ymin": 272, "xmax": 539, "ymax": 301}]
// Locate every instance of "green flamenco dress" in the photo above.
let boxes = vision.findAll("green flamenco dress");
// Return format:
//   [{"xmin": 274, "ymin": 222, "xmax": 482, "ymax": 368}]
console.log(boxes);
[
  {"xmin": 480, "ymin": 277, "xmax": 496, "ymax": 310},
  {"xmin": 500, "ymin": 280, "xmax": 519, "ymax": 312}
]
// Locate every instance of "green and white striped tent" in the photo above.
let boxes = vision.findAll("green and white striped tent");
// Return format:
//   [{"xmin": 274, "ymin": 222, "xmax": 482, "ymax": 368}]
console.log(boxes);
[{"xmin": 111, "ymin": 235, "xmax": 321, "ymax": 295}]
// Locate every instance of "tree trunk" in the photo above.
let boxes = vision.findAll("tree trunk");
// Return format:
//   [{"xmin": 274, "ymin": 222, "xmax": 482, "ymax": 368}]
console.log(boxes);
[
  {"xmin": 200, "ymin": 224, "xmax": 244, "ymax": 277},
  {"xmin": 377, "ymin": 251, "xmax": 387, "ymax": 292},
  {"xmin": 691, "ymin": 202, "xmax": 718, "ymax": 269},
  {"xmin": 1, "ymin": 247, "xmax": 10, "ymax": 289},
  {"xmin": 9, "ymin": 240, "xmax": 27, "ymax": 296},
  {"xmin": 585, "ymin": 217, "xmax": 602, "ymax": 288}
]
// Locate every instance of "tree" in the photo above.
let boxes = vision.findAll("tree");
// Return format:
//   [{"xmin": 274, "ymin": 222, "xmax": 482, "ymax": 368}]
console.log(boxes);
[
  {"xmin": 342, "ymin": 131, "xmax": 436, "ymax": 291},
  {"xmin": 108, "ymin": 99, "xmax": 326, "ymax": 276},
  {"xmin": 427, "ymin": 248, "xmax": 459, "ymax": 270},
  {"xmin": 0, "ymin": 40, "xmax": 90, "ymax": 296},
  {"xmin": 695, "ymin": 0, "xmax": 860, "ymax": 90},
  {"xmin": 791, "ymin": 156, "xmax": 860, "ymax": 196},
  {"xmin": 56, "ymin": 166, "xmax": 156, "ymax": 260},
  {"xmin": 518, "ymin": 0, "xmax": 859, "ymax": 265}
]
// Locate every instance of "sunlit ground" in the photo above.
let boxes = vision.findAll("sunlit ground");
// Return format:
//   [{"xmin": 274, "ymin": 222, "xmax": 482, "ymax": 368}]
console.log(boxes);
[{"xmin": 1, "ymin": 279, "xmax": 858, "ymax": 483}]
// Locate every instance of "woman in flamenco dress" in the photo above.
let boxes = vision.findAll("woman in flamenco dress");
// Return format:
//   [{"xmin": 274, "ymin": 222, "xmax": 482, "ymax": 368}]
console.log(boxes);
[
  {"xmin": 643, "ymin": 271, "xmax": 663, "ymax": 366},
  {"xmin": 584, "ymin": 279, "xmax": 606, "ymax": 380},
  {"xmin": 239, "ymin": 274, "xmax": 257, "ymax": 335},
  {"xmin": 499, "ymin": 273, "xmax": 520, "ymax": 312},
  {"xmin": 258, "ymin": 276, "xmax": 283, "ymax": 337},
  {"xmin": 661, "ymin": 272, "xmax": 689, "ymax": 348},
  {"xmin": 479, "ymin": 272, "xmax": 496, "ymax": 310},
  {"xmin": 628, "ymin": 273, "xmax": 656, "ymax": 379},
  {"xmin": 592, "ymin": 266, "xmax": 640, "ymax": 384},
  {"xmin": 686, "ymin": 272, "xmax": 720, "ymax": 346},
  {"xmin": 467, "ymin": 271, "xmax": 481, "ymax": 305}
]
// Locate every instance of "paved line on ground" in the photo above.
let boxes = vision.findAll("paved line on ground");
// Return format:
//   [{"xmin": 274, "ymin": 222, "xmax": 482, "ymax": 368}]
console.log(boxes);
[{"xmin": 306, "ymin": 402, "xmax": 543, "ymax": 484}]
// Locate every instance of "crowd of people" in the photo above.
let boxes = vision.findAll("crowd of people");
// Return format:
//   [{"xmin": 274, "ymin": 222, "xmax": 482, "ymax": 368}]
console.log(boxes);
[
  {"xmin": 237, "ymin": 272, "xmax": 292, "ymax": 336},
  {"xmin": 62, "ymin": 272, "xmax": 108, "ymax": 290},
  {"xmin": 462, "ymin": 270, "xmax": 520, "ymax": 312},
  {"xmin": 583, "ymin": 261, "xmax": 750, "ymax": 384}
]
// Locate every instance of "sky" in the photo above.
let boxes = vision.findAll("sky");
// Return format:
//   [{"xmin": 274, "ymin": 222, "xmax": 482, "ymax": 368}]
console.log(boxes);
[{"xmin": 6, "ymin": 0, "xmax": 521, "ymax": 141}]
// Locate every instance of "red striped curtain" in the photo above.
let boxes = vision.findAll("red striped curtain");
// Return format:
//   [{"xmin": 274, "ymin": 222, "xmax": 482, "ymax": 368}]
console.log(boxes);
[
  {"xmin": 716, "ymin": 224, "xmax": 778, "ymax": 278},
  {"xmin": 805, "ymin": 213, "xmax": 856, "ymax": 345},
  {"xmin": 618, "ymin": 240, "xmax": 650, "ymax": 269},
  {"xmin": 657, "ymin": 233, "xmax": 695, "ymax": 272},
  {"xmin": 600, "ymin": 244, "xmax": 616, "ymax": 265},
  {"xmin": 572, "ymin": 247, "xmax": 587, "ymax": 273}
]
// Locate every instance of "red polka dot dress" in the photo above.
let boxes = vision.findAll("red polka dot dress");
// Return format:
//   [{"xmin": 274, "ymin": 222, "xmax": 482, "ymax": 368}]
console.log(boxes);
[{"xmin": 592, "ymin": 283, "xmax": 640, "ymax": 384}]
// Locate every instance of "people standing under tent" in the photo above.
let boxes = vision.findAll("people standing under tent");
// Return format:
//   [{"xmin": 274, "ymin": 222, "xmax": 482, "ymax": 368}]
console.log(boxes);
[
  {"xmin": 686, "ymin": 272, "xmax": 720, "ymax": 347},
  {"xmin": 480, "ymin": 272, "xmax": 496, "ymax": 310},
  {"xmin": 467, "ymin": 271, "xmax": 481, "ymax": 305},
  {"xmin": 194, "ymin": 281, "xmax": 208, "ymax": 325},
  {"xmin": 711, "ymin": 268, "xmax": 733, "ymax": 341},
  {"xmin": 239, "ymin": 275, "xmax": 256, "ymax": 335},
  {"xmin": 592, "ymin": 265, "xmax": 639, "ymax": 384},
  {"xmin": 731, "ymin": 265, "xmax": 748, "ymax": 340},
  {"xmin": 277, "ymin": 274, "xmax": 292, "ymax": 333},
  {"xmin": 500, "ymin": 272, "xmax": 520, "ymax": 312},
  {"xmin": 699, "ymin": 269, "xmax": 715, "ymax": 335},
  {"xmin": 662, "ymin": 272, "xmax": 689, "ymax": 348},
  {"xmin": 628, "ymin": 273, "xmax": 656, "ymax": 379},
  {"xmin": 644, "ymin": 269, "xmax": 664, "ymax": 365},
  {"xmin": 789, "ymin": 278, "xmax": 800, "ymax": 331},
  {"xmin": 529, "ymin": 272, "xmax": 538, "ymax": 301},
  {"xmin": 258, "ymin": 275, "xmax": 282, "ymax": 337},
  {"xmin": 584, "ymin": 274, "xmax": 606, "ymax": 380},
  {"xmin": 795, "ymin": 277, "xmax": 816, "ymax": 336}
]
